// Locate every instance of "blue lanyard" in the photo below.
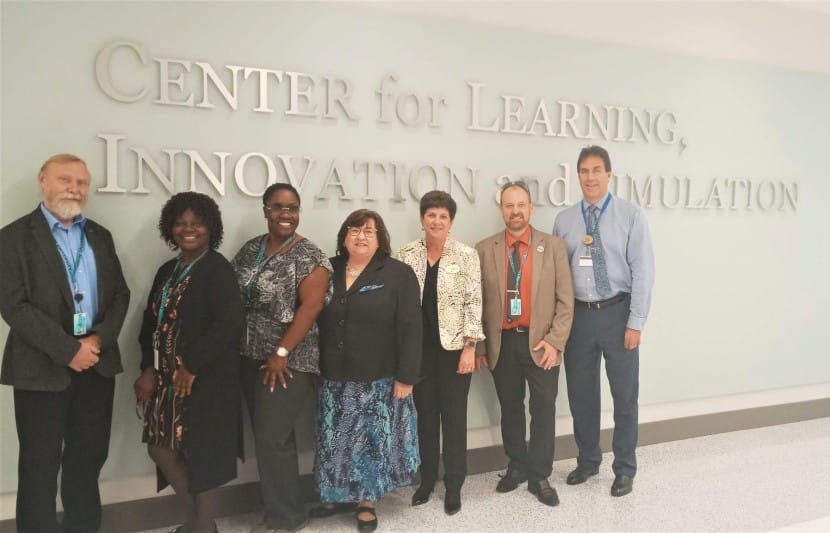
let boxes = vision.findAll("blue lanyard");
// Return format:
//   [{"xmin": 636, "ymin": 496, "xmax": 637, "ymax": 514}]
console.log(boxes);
[
  {"xmin": 156, "ymin": 249, "xmax": 208, "ymax": 330},
  {"xmin": 581, "ymin": 194, "xmax": 612, "ymax": 236},
  {"xmin": 507, "ymin": 233, "xmax": 530, "ymax": 290},
  {"xmin": 54, "ymin": 229, "xmax": 86, "ymax": 302},
  {"xmin": 244, "ymin": 233, "xmax": 295, "ymax": 296}
]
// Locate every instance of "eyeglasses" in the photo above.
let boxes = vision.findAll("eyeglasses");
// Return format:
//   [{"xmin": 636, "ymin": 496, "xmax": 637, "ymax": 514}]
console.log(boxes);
[
  {"xmin": 347, "ymin": 226, "xmax": 378, "ymax": 238},
  {"xmin": 500, "ymin": 180, "xmax": 530, "ymax": 193},
  {"xmin": 264, "ymin": 204, "xmax": 301, "ymax": 215}
]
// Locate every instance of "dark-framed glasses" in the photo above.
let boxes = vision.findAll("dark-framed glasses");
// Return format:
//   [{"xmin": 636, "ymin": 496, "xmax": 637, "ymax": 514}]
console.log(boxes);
[{"xmin": 265, "ymin": 204, "xmax": 301, "ymax": 215}]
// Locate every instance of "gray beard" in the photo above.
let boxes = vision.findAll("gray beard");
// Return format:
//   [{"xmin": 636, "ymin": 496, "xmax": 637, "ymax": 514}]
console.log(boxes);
[{"xmin": 50, "ymin": 201, "xmax": 83, "ymax": 221}]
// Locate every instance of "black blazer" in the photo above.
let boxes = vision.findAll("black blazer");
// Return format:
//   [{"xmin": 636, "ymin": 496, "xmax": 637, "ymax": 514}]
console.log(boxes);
[
  {"xmin": 0, "ymin": 207, "xmax": 130, "ymax": 391},
  {"xmin": 318, "ymin": 253, "xmax": 422, "ymax": 384}
]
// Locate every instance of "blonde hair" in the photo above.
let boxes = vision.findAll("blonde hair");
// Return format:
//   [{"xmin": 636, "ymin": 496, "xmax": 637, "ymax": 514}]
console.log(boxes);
[{"xmin": 39, "ymin": 153, "xmax": 87, "ymax": 174}]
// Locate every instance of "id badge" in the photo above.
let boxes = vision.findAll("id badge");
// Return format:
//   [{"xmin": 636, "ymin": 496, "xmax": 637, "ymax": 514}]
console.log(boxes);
[
  {"xmin": 152, "ymin": 331, "xmax": 160, "ymax": 370},
  {"xmin": 73, "ymin": 313, "xmax": 88, "ymax": 336},
  {"xmin": 509, "ymin": 298, "xmax": 522, "ymax": 317},
  {"xmin": 578, "ymin": 255, "xmax": 593, "ymax": 267}
]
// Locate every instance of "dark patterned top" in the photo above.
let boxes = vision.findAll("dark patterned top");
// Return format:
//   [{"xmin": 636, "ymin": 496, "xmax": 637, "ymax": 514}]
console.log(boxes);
[
  {"xmin": 232, "ymin": 235, "xmax": 332, "ymax": 373},
  {"xmin": 142, "ymin": 264, "xmax": 193, "ymax": 450}
]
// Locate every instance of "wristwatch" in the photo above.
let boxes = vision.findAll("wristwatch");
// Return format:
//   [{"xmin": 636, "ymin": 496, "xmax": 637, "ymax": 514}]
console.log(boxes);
[
  {"xmin": 276, "ymin": 346, "xmax": 289, "ymax": 357},
  {"xmin": 464, "ymin": 339, "xmax": 477, "ymax": 348}
]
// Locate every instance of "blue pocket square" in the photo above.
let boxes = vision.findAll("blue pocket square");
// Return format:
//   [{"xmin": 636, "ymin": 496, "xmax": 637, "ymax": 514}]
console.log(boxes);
[{"xmin": 359, "ymin": 284, "xmax": 385, "ymax": 293}]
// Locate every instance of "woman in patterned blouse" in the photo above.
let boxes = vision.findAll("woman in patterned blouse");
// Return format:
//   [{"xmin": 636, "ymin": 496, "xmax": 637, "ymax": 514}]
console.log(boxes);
[
  {"xmin": 232, "ymin": 183, "xmax": 332, "ymax": 533},
  {"xmin": 396, "ymin": 190, "xmax": 485, "ymax": 516}
]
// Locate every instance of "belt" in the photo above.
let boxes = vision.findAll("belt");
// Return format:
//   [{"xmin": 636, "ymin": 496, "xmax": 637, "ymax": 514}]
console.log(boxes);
[
  {"xmin": 575, "ymin": 292, "xmax": 629, "ymax": 310},
  {"xmin": 502, "ymin": 326, "xmax": 528, "ymax": 334}
]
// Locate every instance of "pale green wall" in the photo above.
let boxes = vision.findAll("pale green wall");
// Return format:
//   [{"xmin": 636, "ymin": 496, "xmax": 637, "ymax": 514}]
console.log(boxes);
[{"xmin": 2, "ymin": 1, "xmax": 829, "ymax": 496}]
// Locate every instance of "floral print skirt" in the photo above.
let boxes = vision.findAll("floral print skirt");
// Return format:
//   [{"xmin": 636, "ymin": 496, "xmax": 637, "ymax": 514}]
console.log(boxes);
[
  {"xmin": 315, "ymin": 377, "xmax": 419, "ymax": 503},
  {"xmin": 142, "ymin": 380, "xmax": 184, "ymax": 450}
]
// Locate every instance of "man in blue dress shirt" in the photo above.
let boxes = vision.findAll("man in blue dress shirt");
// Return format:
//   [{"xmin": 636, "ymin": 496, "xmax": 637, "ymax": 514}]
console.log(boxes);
[
  {"xmin": 553, "ymin": 146, "xmax": 654, "ymax": 497},
  {"xmin": 0, "ymin": 154, "xmax": 130, "ymax": 532}
]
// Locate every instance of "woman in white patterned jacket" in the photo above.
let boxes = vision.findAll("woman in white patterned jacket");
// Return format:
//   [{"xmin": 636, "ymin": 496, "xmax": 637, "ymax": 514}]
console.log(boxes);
[{"xmin": 396, "ymin": 190, "xmax": 485, "ymax": 516}]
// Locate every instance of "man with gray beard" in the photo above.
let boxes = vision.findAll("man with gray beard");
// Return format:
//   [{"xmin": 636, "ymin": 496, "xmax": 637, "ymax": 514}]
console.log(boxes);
[{"xmin": 0, "ymin": 154, "xmax": 130, "ymax": 532}]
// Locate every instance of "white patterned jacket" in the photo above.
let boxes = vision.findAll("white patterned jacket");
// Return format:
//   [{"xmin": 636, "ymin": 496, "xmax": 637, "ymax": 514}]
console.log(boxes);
[{"xmin": 396, "ymin": 237, "xmax": 484, "ymax": 350}]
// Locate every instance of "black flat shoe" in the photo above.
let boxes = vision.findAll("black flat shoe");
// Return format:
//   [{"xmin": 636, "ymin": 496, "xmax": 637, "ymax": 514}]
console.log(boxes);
[
  {"xmin": 411, "ymin": 485, "xmax": 433, "ymax": 506},
  {"xmin": 355, "ymin": 505, "xmax": 378, "ymax": 533},
  {"xmin": 308, "ymin": 502, "xmax": 357, "ymax": 518},
  {"xmin": 444, "ymin": 490, "xmax": 461, "ymax": 515},
  {"xmin": 611, "ymin": 475, "xmax": 633, "ymax": 497},
  {"xmin": 566, "ymin": 464, "xmax": 599, "ymax": 485}
]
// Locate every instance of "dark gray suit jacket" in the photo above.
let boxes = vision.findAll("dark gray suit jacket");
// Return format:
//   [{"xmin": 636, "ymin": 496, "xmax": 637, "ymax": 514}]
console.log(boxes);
[{"xmin": 0, "ymin": 207, "xmax": 130, "ymax": 391}]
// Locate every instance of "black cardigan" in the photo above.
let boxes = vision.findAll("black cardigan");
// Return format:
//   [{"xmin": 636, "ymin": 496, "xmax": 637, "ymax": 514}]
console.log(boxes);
[
  {"xmin": 138, "ymin": 249, "xmax": 244, "ymax": 493},
  {"xmin": 318, "ymin": 253, "xmax": 422, "ymax": 384}
]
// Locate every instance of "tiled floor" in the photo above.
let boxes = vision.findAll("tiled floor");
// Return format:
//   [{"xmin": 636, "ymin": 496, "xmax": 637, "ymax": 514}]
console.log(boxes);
[{"xmin": 142, "ymin": 417, "xmax": 830, "ymax": 532}]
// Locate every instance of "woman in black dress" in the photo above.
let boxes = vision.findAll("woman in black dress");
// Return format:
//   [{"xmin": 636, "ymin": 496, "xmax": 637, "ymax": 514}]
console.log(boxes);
[{"xmin": 134, "ymin": 192, "xmax": 243, "ymax": 533}]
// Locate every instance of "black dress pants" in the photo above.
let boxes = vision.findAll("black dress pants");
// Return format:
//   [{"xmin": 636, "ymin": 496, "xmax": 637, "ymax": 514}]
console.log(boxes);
[
  {"xmin": 491, "ymin": 329, "xmax": 559, "ymax": 482},
  {"xmin": 240, "ymin": 357, "xmax": 315, "ymax": 530},
  {"xmin": 413, "ymin": 344, "xmax": 471, "ymax": 492},
  {"xmin": 13, "ymin": 369, "xmax": 115, "ymax": 533}
]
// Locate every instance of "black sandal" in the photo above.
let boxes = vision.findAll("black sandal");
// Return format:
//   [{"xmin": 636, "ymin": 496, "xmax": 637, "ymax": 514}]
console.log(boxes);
[{"xmin": 355, "ymin": 505, "xmax": 378, "ymax": 532}]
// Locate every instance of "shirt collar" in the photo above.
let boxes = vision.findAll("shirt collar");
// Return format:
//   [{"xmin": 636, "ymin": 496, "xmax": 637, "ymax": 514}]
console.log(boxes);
[
  {"xmin": 506, "ymin": 226, "xmax": 532, "ymax": 247},
  {"xmin": 582, "ymin": 192, "xmax": 611, "ymax": 210},
  {"xmin": 40, "ymin": 202, "xmax": 86, "ymax": 230}
]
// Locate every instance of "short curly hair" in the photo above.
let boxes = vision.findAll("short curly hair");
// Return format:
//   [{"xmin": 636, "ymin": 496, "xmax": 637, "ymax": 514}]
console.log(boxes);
[{"xmin": 158, "ymin": 192, "xmax": 223, "ymax": 250}]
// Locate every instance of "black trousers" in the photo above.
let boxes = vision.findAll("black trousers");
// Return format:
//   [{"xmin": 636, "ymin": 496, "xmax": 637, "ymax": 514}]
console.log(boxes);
[
  {"xmin": 412, "ymin": 345, "xmax": 471, "ymax": 492},
  {"xmin": 564, "ymin": 297, "xmax": 639, "ymax": 477},
  {"xmin": 491, "ymin": 329, "xmax": 559, "ymax": 482},
  {"xmin": 240, "ymin": 357, "xmax": 315, "ymax": 530},
  {"xmin": 13, "ymin": 369, "xmax": 115, "ymax": 533}
]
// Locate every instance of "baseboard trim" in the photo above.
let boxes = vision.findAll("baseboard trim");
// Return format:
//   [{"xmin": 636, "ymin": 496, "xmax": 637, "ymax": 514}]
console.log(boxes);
[{"xmin": 2, "ymin": 397, "xmax": 828, "ymax": 532}]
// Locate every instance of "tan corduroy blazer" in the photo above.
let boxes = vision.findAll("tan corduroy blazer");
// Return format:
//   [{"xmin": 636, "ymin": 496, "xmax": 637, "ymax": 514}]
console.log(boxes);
[{"xmin": 474, "ymin": 226, "xmax": 574, "ymax": 370}]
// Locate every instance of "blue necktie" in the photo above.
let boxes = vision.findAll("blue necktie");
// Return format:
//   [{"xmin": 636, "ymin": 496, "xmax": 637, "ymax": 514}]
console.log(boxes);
[{"xmin": 587, "ymin": 205, "xmax": 613, "ymax": 299}]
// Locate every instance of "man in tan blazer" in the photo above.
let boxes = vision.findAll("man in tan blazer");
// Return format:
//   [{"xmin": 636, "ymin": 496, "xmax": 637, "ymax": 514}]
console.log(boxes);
[{"xmin": 475, "ymin": 181, "xmax": 574, "ymax": 507}]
